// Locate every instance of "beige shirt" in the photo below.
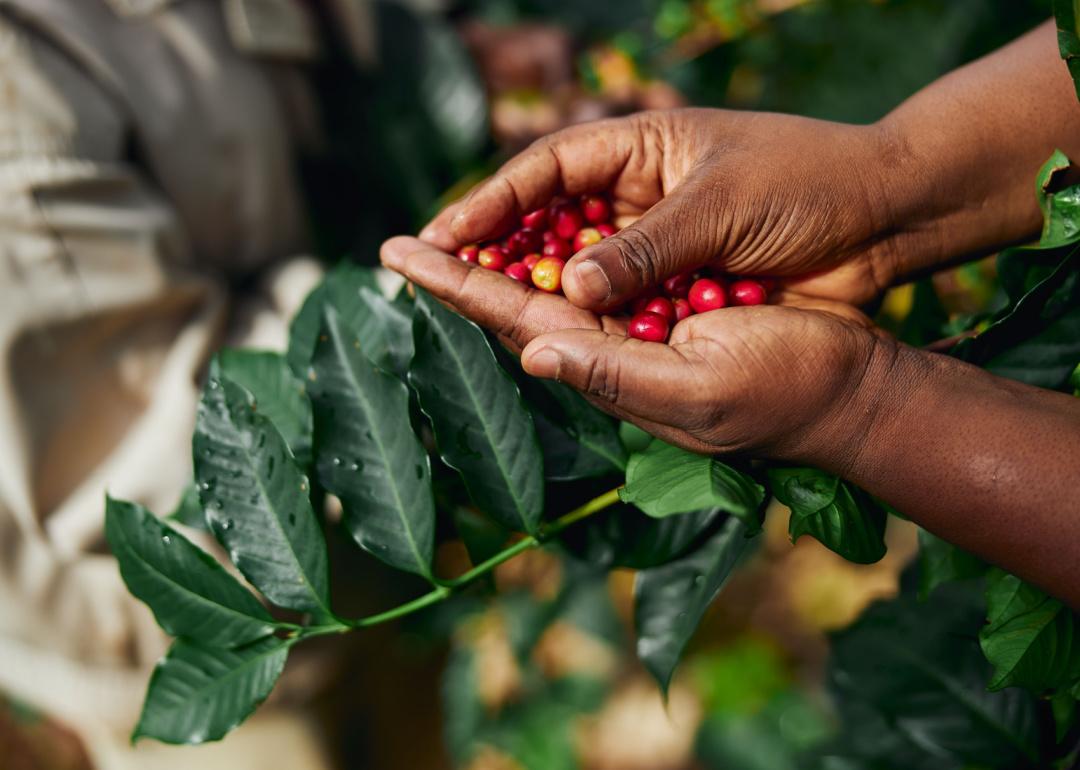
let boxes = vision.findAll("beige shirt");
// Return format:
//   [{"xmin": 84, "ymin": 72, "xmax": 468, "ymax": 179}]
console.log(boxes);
[{"xmin": 0, "ymin": 0, "xmax": 345, "ymax": 763}]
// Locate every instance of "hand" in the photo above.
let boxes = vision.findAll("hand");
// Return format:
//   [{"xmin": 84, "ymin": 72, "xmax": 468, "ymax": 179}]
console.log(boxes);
[
  {"xmin": 381, "ymin": 236, "xmax": 893, "ymax": 465},
  {"xmin": 419, "ymin": 108, "xmax": 900, "ymax": 310}
]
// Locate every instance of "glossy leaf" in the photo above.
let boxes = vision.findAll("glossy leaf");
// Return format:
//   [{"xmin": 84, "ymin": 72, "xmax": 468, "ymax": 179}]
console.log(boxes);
[
  {"xmin": 106, "ymin": 497, "xmax": 277, "ymax": 647},
  {"xmin": 635, "ymin": 516, "xmax": 751, "ymax": 693},
  {"xmin": 768, "ymin": 468, "xmax": 887, "ymax": 564},
  {"xmin": 287, "ymin": 262, "xmax": 412, "ymax": 378},
  {"xmin": 133, "ymin": 637, "xmax": 288, "ymax": 745},
  {"xmin": 979, "ymin": 570, "xmax": 1080, "ymax": 693},
  {"xmin": 409, "ymin": 290, "xmax": 544, "ymax": 534},
  {"xmin": 1036, "ymin": 150, "xmax": 1077, "ymax": 247},
  {"xmin": 193, "ymin": 367, "xmax": 331, "ymax": 616},
  {"xmin": 917, "ymin": 528, "xmax": 986, "ymax": 600},
  {"xmin": 529, "ymin": 380, "xmax": 626, "ymax": 481},
  {"xmin": 166, "ymin": 482, "xmax": 207, "ymax": 531},
  {"xmin": 829, "ymin": 586, "xmax": 1039, "ymax": 767},
  {"xmin": 309, "ymin": 307, "xmax": 435, "ymax": 579},
  {"xmin": 621, "ymin": 439, "xmax": 764, "ymax": 532},
  {"xmin": 218, "ymin": 349, "xmax": 313, "ymax": 465},
  {"xmin": 560, "ymin": 502, "xmax": 721, "ymax": 570},
  {"xmin": 1055, "ymin": 0, "xmax": 1080, "ymax": 101}
]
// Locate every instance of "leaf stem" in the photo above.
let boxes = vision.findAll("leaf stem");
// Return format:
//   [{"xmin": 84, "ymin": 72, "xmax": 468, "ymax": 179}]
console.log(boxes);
[{"xmin": 335, "ymin": 486, "xmax": 622, "ymax": 631}]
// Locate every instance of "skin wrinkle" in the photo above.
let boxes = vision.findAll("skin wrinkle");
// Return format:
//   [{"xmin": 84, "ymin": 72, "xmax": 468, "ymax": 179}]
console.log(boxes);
[{"xmin": 388, "ymin": 21, "xmax": 1080, "ymax": 607}]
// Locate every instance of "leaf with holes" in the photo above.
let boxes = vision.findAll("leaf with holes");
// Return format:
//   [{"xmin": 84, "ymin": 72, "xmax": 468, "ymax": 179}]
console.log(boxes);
[
  {"xmin": 133, "ymin": 637, "xmax": 288, "ymax": 745},
  {"xmin": 193, "ymin": 365, "xmax": 331, "ymax": 617},
  {"xmin": 409, "ymin": 290, "xmax": 544, "ymax": 534},
  {"xmin": 309, "ymin": 307, "xmax": 435, "ymax": 579},
  {"xmin": 106, "ymin": 497, "xmax": 278, "ymax": 647}
]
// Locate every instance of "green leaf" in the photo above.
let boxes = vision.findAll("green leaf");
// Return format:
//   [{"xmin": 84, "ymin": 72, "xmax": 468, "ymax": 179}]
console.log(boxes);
[
  {"xmin": 979, "ymin": 570, "xmax": 1080, "ymax": 693},
  {"xmin": 133, "ymin": 637, "xmax": 288, "ymax": 745},
  {"xmin": 309, "ymin": 307, "xmax": 435, "ymax": 579},
  {"xmin": 768, "ymin": 468, "xmax": 887, "ymax": 564},
  {"xmin": 897, "ymin": 279, "xmax": 949, "ymax": 347},
  {"xmin": 409, "ymin": 290, "xmax": 544, "ymax": 534},
  {"xmin": 1052, "ymin": 691, "xmax": 1078, "ymax": 744},
  {"xmin": 166, "ymin": 482, "xmax": 207, "ymax": 531},
  {"xmin": 416, "ymin": 17, "xmax": 487, "ymax": 164},
  {"xmin": 194, "ymin": 367, "xmax": 331, "ymax": 616},
  {"xmin": 106, "ymin": 497, "xmax": 277, "ymax": 647},
  {"xmin": 287, "ymin": 263, "xmax": 412, "ymax": 378},
  {"xmin": 977, "ymin": 243, "xmax": 1080, "ymax": 390},
  {"xmin": 560, "ymin": 502, "xmax": 721, "ymax": 570},
  {"xmin": 618, "ymin": 421, "xmax": 653, "ymax": 454},
  {"xmin": 917, "ymin": 529, "xmax": 986, "ymax": 600},
  {"xmin": 218, "ymin": 349, "xmax": 313, "ymax": 466},
  {"xmin": 829, "ymin": 586, "xmax": 1040, "ymax": 767},
  {"xmin": 634, "ymin": 516, "xmax": 752, "ymax": 693},
  {"xmin": 529, "ymin": 381, "xmax": 627, "ymax": 481},
  {"xmin": 620, "ymin": 440, "xmax": 764, "ymax": 532},
  {"xmin": 1036, "ymin": 150, "xmax": 1076, "ymax": 247},
  {"xmin": 1054, "ymin": 0, "xmax": 1080, "ymax": 101}
]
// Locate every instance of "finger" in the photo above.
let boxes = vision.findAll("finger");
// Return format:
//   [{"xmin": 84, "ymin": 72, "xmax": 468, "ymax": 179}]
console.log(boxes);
[
  {"xmin": 419, "ymin": 199, "xmax": 468, "ymax": 252},
  {"xmin": 561, "ymin": 167, "xmax": 721, "ymax": 311},
  {"xmin": 520, "ymin": 328, "xmax": 709, "ymax": 425},
  {"xmin": 450, "ymin": 117, "xmax": 658, "ymax": 245},
  {"xmin": 381, "ymin": 236, "xmax": 622, "ymax": 353}
]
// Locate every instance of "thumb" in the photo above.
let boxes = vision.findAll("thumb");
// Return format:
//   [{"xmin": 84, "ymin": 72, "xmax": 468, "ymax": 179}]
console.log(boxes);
[
  {"xmin": 520, "ymin": 329, "xmax": 694, "ymax": 419},
  {"xmin": 561, "ymin": 170, "xmax": 721, "ymax": 311}
]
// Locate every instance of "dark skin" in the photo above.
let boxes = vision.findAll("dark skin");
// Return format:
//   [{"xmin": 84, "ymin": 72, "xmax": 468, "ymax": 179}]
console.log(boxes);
[{"xmin": 382, "ymin": 21, "xmax": 1080, "ymax": 608}]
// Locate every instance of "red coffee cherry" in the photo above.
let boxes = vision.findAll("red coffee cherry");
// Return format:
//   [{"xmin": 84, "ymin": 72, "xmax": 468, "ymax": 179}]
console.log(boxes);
[
  {"xmin": 507, "ymin": 227, "xmax": 542, "ymax": 256},
  {"xmin": 642, "ymin": 296, "xmax": 676, "ymax": 323},
  {"xmin": 478, "ymin": 246, "xmax": 508, "ymax": 271},
  {"xmin": 581, "ymin": 195, "xmax": 612, "ymax": 224},
  {"xmin": 688, "ymin": 278, "xmax": 727, "ymax": 313},
  {"xmin": 673, "ymin": 298, "xmax": 693, "ymax": 321},
  {"xmin": 542, "ymin": 230, "xmax": 560, "ymax": 242},
  {"xmin": 596, "ymin": 223, "xmax": 617, "ymax": 238},
  {"xmin": 542, "ymin": 238, "xmax": 571, "ymax": 260},
  {"xmin": 662, "ymin": 271, "xmax": 694, "ymax": 299},
  {"xmin": 628, "ymin": 311, "xmax": 670, "ymax": 342},
  {"xmin": 458, "ymin": 244, "xmax": 479, "ymax": 264},
  {"xmin": 522, "ymin": 208, "xmax": 548, "ymax": 229},
  {"xmin": 522, "ymin": 253, "xmax": 541, "ymax": 270},
  {"xmin": 573, "ymin": 227, "xmax": 603, "ymax": 253},
  {"xmin": 532, "ymin": 256, "xmax": 565, "ymax": 293},
  {"xmin": 504, "ymin": 262, "xmax": 532, "ymax": 284},
  {"xmin": 729, "ymin": 279, "xmax": 767, "ymax": 306},
  {"xmin": 631, "ymin": 292, "xmax": 660, "ymax": 314},
  {"xmin": 551, "ymin": 205, "xmax": 584, "ymax": 240}
]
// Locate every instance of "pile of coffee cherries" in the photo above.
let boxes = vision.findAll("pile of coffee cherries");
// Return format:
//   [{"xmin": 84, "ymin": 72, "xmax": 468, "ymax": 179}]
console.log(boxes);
[{"xmin": 457, "ymin": 194, "xmax": 771, "ymax": 343}]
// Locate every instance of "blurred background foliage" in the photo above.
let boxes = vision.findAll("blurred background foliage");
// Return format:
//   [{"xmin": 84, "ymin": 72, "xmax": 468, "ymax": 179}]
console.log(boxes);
[{"xmin": 291, "ymin": 1, "xmax": 1054, "ymax": 769}]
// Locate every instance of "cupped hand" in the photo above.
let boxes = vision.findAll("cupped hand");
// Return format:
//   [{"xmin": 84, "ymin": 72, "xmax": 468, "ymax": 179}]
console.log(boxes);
[
  {"xmin": 419, "ymin": 108, "xmax": 899, "ymax": 311},
  {"xmin": 382, "ymin": 236, "xmax": 892, "ymax": 465}
]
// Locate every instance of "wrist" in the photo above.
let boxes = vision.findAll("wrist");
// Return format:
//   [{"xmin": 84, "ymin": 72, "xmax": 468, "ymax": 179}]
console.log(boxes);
[{"xmin": 788, "ymin": 332, "xmax": 930, "ymax": 478}]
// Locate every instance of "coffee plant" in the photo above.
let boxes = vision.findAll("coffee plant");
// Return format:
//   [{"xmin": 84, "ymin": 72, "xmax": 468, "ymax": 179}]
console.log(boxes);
[{"xmin": 103, "ymin": 7, "xmax": 1080, "ymax": 757}]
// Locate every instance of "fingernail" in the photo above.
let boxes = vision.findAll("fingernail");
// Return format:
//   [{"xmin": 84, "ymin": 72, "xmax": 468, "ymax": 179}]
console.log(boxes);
[
  {"xmin": 379, "ymin": 237, "xmax": 411, "ymax": 270},
  {"xmin": 523, "ymin": 347, "xmax": 561, "ymax": 379},
  {"xmin": 418, "ymin": 225, "xmax": 438, "ymax": 241},
  {"xmin": 573, "ymin": 260, "xmax": 612, "ymax": 303}
]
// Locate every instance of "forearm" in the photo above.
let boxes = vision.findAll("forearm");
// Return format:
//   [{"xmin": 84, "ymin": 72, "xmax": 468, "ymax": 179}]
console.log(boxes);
[
  {"xmin": 875, "ymin": 20, "xmax": 1080, "ymax": 281},
  {"xmin": 824, "ymin": 344, "xmax": 1080, "ymax": 607}
]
